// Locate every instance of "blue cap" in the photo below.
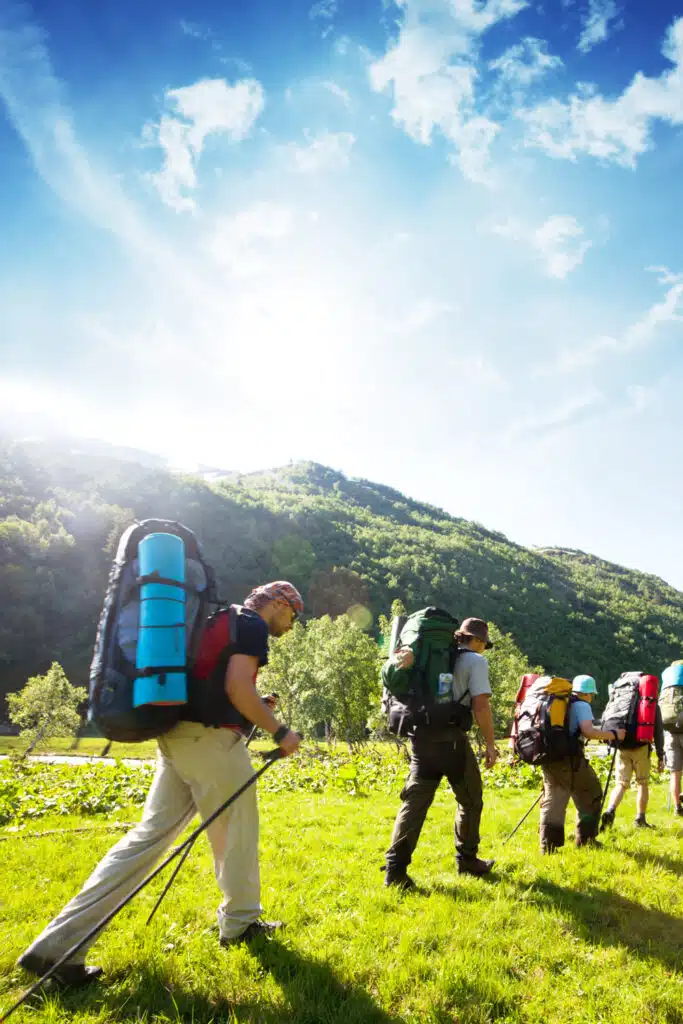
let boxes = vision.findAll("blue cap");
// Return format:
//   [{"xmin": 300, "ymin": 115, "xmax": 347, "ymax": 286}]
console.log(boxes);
[{"xmin": 572, "ymin": 674, "xmax": 597, "ymax": 695}]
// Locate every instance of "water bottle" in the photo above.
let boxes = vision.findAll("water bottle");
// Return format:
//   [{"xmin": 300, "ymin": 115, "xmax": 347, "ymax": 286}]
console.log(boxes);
[{"xmin": 437, "ymin": 673, "xmax": 453, "ymax": 703}]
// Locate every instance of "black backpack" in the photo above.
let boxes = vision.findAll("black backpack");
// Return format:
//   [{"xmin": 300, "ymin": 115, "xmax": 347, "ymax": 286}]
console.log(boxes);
[
  {"xmin": 515, "ymin": 677, "xmax": 580, "ymax": 765},
  {"xmin": 89, "ymin": 520, "xmax": 219, "ymax": 742},
  {"xmin": 600, "ymin": 672, "xmax": 658, "ymax": 748},
  {"xmin": 381, "ymin": 607, "xmax": 473, "ymax": 737}
]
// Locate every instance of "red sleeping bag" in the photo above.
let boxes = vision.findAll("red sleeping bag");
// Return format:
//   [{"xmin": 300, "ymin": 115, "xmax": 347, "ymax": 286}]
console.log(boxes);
[{"xmin": 635, "ymin": 674, "xmax": 659, "ymax": 744}]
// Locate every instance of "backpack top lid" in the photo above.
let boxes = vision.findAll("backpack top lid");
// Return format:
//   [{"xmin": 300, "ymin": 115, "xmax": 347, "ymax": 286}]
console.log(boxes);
[
  {"xmin": 662, "ymin": 663, "xmax": 683, "ymax": 689},
  {"xmin": 527, "ymin": 676, "xmax": 572, "ymax": 697},
  {"xmin": 398, "ymin": 608, "xmax": 458, "ymax": 648}
]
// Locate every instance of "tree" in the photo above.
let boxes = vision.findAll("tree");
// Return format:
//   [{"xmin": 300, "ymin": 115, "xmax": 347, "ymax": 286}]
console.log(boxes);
[
  {"xmin": 259, "ymin": 614, "xmax": 381, "ymax": 744},
  {"xmin": 6, "ymin": 662, "xmax": 87, "ymax": 747},
  {"xmin": 485, "ymin": 625, "xmax": 544, "ymax": 736}
]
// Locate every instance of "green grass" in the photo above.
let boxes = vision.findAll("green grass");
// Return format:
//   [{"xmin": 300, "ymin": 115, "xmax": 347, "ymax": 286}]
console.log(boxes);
[{"xmin": 1, "ymin": 773, "xmax": 682, "ymax": 1023}]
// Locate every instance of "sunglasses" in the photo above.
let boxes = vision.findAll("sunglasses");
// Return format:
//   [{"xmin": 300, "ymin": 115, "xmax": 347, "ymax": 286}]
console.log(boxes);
[{"xmin": 283, "ymin": 599, "xmax": 299, "ymax": 620}]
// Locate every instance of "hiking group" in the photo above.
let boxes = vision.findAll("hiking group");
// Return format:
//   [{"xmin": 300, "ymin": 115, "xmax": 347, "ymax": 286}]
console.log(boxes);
[{"xmin": 12, "ymin": 519, "xmax": 683, "ymax": 998}]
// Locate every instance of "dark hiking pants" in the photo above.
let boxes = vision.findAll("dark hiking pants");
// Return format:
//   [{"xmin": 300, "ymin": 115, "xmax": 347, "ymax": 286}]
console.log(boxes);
[
  {"xmin": 540, "ymin": 752, "xmax": 602, "ymax": 852},
  {"xmin": 386, "ymin": 728, "xmax": 483, "ymax": 870}
]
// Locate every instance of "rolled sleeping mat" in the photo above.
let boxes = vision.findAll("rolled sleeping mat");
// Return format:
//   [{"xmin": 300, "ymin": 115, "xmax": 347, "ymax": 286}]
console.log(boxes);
[{"xmin": 133, "ymin": 532, "xmax": 188, "ymax": 708}]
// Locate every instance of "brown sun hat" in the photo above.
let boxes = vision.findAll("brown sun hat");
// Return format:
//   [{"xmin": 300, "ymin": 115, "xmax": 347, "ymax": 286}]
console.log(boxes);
[{"xmin": 455, "ymin": 617, "xmax": 493, "ymax": 649}]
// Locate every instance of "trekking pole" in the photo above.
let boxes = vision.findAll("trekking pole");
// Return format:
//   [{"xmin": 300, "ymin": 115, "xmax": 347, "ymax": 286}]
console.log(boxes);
[
  {"xmin": 145, "ymin": 721, "xmax": 262, "ymax": 927},
  {"xmin": 0, "ymin": 746, "xmax": 287, "ymax": 1024},
  {"xmin": 502, "ymin": 790, "xmax": 543, "ymax": 845},
  {"xmin": 598, "ymin": 746, "xmax": 617, "ymax": 824}
]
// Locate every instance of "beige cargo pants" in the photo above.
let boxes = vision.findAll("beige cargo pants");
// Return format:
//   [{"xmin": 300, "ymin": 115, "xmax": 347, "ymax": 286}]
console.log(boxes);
[
  {"xmin": 22, "ymin": 722, "xmax": 262, "ymax": 964},
  {"xmin": 540, "ymin": 753, "xmax": 602, "ymax": 852}
]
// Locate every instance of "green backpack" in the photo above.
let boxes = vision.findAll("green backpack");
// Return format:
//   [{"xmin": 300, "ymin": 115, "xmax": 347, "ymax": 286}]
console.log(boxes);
[
  {"xmin": 381, "ymin": 607, "xmax": 472, "ymax": 736},
  {"xmin": 660, "ymin": 685, "xmax": 683, "ymax": 734}
]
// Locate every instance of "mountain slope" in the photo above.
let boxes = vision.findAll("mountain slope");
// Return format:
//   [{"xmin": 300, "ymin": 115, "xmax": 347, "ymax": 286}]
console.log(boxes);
[{"xmin": 1, "ymin": 441, "xmax": 682, "ymax": 708}]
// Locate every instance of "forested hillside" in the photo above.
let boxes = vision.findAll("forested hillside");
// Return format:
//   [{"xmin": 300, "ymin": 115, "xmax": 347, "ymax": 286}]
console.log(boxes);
[{"xmin": 2, "ymin": 437, "xmax": 682, "ymax": 710}]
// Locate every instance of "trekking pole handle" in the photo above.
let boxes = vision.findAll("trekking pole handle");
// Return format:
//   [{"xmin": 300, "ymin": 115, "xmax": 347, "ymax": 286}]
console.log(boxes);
[{"xmin": 261, "ymin": 732, "xmax": 304, "ymax": 760}]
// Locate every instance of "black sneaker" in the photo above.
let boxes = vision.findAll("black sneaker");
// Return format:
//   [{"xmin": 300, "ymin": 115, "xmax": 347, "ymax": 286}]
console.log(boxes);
[
  {"xmin": 17, "ymin": 953, "xmax": 103, "ymax": 987},
  {"xmin": 635, "ymin": 817, "xmax": 655, "ymax": 829},
  {"xmin": 457, "ymin": 857, "xmax": 495, "ymax": 877},
  {"xmin": 384, "ymin": 869, "xmax": 416, "ymax": 891},
  {"xmin": 600, "ymin": 809, "xmax": 615, "ymax": 832},
  {"xmin": 219, "ymin": 920, "xmax": 282, "ymax": 946},
  {"xmin": 675, "ymin": 804, "xmax": 683, "ymax": 817}
]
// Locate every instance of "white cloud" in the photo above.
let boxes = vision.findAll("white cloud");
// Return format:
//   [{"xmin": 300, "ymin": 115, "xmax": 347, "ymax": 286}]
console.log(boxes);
[
  {"xmin": 492, "ymin": 214, "xmax": 592, "ymax": 278},
  {"xmin": 578, "ymin": 0, "xmax": 621, "ymax": 54},
  {"xmin": 489, "ymin": 36, "xmax": 562, "ymax": 89},
  {"xmin": 536, "ymin": 267, "xmax": 683, "ymax": 374},
  {"xmin": 310, "ymin": 0, "xmax": 337, "ymax": 37},
  {"xmin": 521, "ymin": 17, "xmax": 683, "ymax": 167},
  {"xmin": 289, "ymin": 130, "xmax": 355, "ymax": 172},
  {"xmin": 506, "ymin": 388, "xmax": 603, "ymax": 441},
  {"xmin": 368, "ymin": 0, "xmax": 528, "ymax": 183},
  {"xmin": 323, "ymin": 80, "xmax": 352, "ymax": 106},
  {"xmin": 179, "ymin": 20, "xmax": 211, "ymax": 41},
  {"xmin": 449, "ymin": 115, "xmax": 500, "ymax": 184},
  {"xmin": 625, "ymin": 266, "xmax": 683, "ymax": 345},
  {"xmin": 149, "ymin": 77, "xmax": 265, "ymax": 211},
  {"xmin": 151, "ymin": 115, "xmax": 198, "ymax": 212},
  {"xmin": 625, "ymin": 384, "xmax": 654, "ymax": 414},
  {"xmin": 386, "ymin": 297, "xmax": 456, "ymax": 335},
  {"xmin": 206, "ymin": 202, "xmax": 294, "ymax": 276}
]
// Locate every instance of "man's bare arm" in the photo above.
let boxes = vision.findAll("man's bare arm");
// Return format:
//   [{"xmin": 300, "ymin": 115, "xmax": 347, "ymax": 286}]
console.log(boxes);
[{"xmin": 471, "ymin": 694, "xmax": 499, "ymax": 768}]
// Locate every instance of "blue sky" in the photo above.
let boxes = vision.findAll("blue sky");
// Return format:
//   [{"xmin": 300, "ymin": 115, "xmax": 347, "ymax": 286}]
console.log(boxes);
[{"xmin": 1, "ymin": 0, "xmax": 683, "ymax": 588}]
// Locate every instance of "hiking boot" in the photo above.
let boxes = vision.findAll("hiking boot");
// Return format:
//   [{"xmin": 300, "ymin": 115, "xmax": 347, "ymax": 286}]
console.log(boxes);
[
  {"xmin": 457, "ymin": 856, "xmax": 495, "ymax": 877},
  {"xmin": 675, "ymin": 803, "xmax": 683, "ymax": 817},
  {"xmin": 635, "ymin": 816, "xmax": 655, "ymax": 829},
  {"xmin": 600, "ymin": 809, "xmax": 615, "ymax": 832},
  {"xmin": 384, "ymin": 868, "xmax": 416, "ymax": 892},
  {"xmin": 219, "ymin": 920, "xmax": 282, "ymax": 946},
  {"xmin": 17, "ymin": 953, "xmax": 103, "ymax": 987}
]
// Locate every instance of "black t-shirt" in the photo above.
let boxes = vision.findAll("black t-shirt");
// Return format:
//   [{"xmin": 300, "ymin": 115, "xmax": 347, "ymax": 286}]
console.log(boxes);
[
  {"xmin": 232, "ymin": 606, "xmax": 269, "ymax": 668},
  {"xmin": 185, "ymin": 605, "xmax": 269, "ymax": 729}
]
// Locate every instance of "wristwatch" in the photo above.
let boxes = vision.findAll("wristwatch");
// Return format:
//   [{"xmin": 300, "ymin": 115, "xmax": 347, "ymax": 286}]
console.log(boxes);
[{"xmin": 273, "ymin": 725, "xmax": 289, "ymax": 744}]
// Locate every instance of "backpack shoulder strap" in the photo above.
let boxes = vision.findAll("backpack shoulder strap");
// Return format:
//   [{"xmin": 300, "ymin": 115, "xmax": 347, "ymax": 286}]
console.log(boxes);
[{"xmin": 229, "ymin": 604, "xmax": 239, "ymax": 649}]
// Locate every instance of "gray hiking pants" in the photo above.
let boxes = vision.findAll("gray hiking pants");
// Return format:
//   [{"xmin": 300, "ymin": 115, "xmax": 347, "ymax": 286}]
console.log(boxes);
[
  {"xmin": 386, "ymin": 728, "xmax": 483, "ymax": 868},
  {"xmin": 21, "ymin": 722, "xmax": 262, "ymax": 964}
]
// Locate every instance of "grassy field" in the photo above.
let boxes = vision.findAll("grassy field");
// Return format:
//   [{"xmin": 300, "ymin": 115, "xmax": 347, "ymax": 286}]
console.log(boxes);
[{"xmin": 1, "ymin": 758, "xmax": 682, "ymax": 1024}]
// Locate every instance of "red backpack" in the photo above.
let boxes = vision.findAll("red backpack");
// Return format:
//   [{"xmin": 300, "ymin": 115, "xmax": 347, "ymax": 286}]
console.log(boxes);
[{"xmin": 188, "ymin": 605, "xmax": 252, "ymax": 733}]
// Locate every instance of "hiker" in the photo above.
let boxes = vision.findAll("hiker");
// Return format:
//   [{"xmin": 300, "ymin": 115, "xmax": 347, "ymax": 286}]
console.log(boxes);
[
  {"xmin": 660, "ymin": 661, "xmax": 683, "ymax": 817},
  {"xmin": 601, "ymin": 674, "xmax": 665, "ymax": 831},
  {"xmin": 384, "ymin": 616, "xmax": 498, "ymax": 890},
  {"xmin": 17, "ymin": 581, "xmax": 304, "ymax": 986},
  {"xmin": 539, "ymin": 675, "xmax": 625, "ymax": 853}
]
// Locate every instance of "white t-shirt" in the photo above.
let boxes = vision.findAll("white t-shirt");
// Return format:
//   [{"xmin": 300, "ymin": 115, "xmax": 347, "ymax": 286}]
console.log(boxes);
[{"xmin": 451, "ymin": 648, "xmax": 492, "ymax": 706}]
